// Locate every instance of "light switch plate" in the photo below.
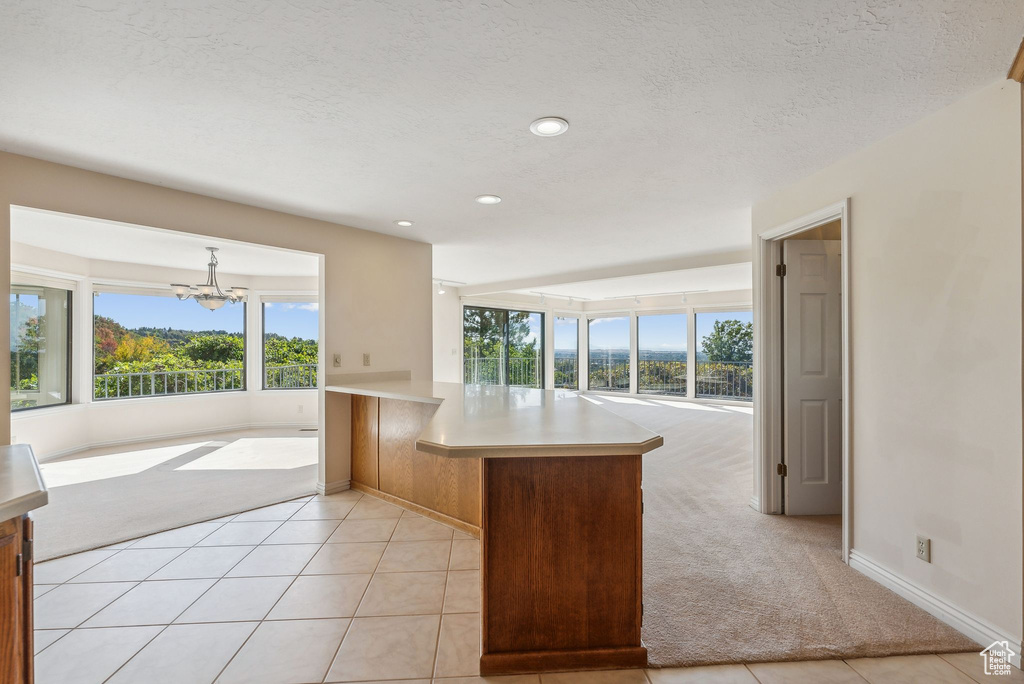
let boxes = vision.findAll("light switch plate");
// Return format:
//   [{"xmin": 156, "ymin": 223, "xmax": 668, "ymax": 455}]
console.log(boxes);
[{"xmin": 332, "ymin": 353, "xmax": 341, "ymax": 368}]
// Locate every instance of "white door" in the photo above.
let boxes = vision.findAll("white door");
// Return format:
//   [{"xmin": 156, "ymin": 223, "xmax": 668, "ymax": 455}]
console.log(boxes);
[{"xmin": 783, "ymin": 240, "xmax": 842, "ymax": 515}]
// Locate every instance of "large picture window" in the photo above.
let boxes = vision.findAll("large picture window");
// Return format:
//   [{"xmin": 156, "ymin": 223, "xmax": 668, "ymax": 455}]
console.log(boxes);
[
  {"xmin": 93, "ymin": 291, "xmax": 245, "ymax": 400},
  {"xmin": 553, "ymin": 316, "xmax": 579, "ymax": 390},
  {"xmin": 695, "ymin": 310, "xmax": 753, "ymax": 401},
  {"xmin": 638, "ymin": 313, "xmax": 686, "ymax": 396},
  {"xmin": 588, "ymin": 316, "xmax": 630, "ymax": 392},
  {"xmin": 463, "ymin": 306, "xmax": 543, "ymax": 388},
  {"xmin": 263, "ymin": 300, "xmax": 319, "ymax": 389},
  {"xmin": 10, "ymin": 285, "xmax": 72, "ymax": 410}
]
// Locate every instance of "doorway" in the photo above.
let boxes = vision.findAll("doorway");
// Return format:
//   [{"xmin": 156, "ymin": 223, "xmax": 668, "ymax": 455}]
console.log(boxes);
[{"xmin": 753, "ymin": 200, "xmax": 851, "ymax": 559}]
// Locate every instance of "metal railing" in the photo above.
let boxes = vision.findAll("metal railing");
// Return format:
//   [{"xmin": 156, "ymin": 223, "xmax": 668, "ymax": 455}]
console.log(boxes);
[
  {"xmin": 638, "ymin": 359, "xmax": 687, "ymax": 396},
  {"xmin": 588, "ymin": 358, "xmax": 630, "ymax": 392},
  {"xmin": 695, "ymin": 361, "xmax": 753, "ymax": 401},
  {"xmin": 94, "ymin": 367, "xmax": 244, "ymax": 400},
  {"xmin": 553, "ymin": 357, "xmax": 578, "ymax": 389},
  {"xmin": 463, "ymin": 356, "xmax": 541, "ymax": 387},
  {"xmin": 265, "ymin": 363, "xmax": 318, "ymax": 389}
]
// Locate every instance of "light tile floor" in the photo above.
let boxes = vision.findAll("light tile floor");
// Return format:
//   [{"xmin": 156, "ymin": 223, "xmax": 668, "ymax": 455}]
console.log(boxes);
[{"xmin": 33, "ymin": 490, "xmax": 1019, "ymax": 684}]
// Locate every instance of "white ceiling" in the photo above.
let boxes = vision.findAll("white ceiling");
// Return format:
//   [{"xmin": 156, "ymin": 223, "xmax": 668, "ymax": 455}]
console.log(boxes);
[
  {"xmin": 11, "ymin": 206, "xmax": 319, "ymax": 277},
  {"xmin": 508, "ymin": 263, "xmax": 752, "ymax": 301},
  {"xmin": 1, "ymin": 1, "xmax": 1021, "ymax": 288}
]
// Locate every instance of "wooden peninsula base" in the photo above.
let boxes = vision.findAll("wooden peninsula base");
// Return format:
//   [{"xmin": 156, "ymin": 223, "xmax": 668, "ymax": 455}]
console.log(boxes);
[
  {"xmin": 326, "ymin": 381, "xmax": 661, "ymax": 676},
  {"xmin": 480, "ymin": 454, "xmax": 646, "ymax": 674}
]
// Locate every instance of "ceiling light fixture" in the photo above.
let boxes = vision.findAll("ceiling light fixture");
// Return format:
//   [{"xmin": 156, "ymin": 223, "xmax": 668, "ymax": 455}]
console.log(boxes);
[
  {"xmin": 475, "ymin": 194, "xmax": 502, "ymax": 205},
  {"xmin": 530, "ymin": 117, "xmax": 570, "ymax": 137},
  {"xmin": 437, "ymin": 281, "xmax": 446, "ymax": 295},
  {"xmin": 171, "ymin": 247, "xmax": 248, "ymax": 311},
  {"xmin": 394, "ymin": 220, "xmax": 413, "ymax": 227}
]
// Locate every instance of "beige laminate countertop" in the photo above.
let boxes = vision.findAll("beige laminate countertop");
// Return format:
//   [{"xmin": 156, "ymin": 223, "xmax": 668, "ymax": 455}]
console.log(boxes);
[
  {"xmin": 326, "ymin": 380, "xmax": 664, "ymax": 458},
  {"xmin": 0, "ymin": 444, "xmax": 47, "ymax": 521}
]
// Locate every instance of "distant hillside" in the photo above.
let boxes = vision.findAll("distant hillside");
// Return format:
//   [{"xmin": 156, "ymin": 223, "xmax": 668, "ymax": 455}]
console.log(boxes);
[{"xmin": 129, "ymin": 326, "xmax": 240, "ymax": 346}]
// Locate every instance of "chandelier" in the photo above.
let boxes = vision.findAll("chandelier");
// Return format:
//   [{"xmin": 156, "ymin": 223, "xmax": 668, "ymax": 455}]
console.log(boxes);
[{"xmin": 171, "ymin": 247, "xmax": 248, "ymax": 310}]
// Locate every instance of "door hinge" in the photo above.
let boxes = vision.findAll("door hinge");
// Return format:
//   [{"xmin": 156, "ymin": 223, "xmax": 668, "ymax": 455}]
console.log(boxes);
[
  {"xmin": 777, "ymin": 463, "xmax": 788, "ymax": 477},
  {"xmin": 22, "ymin": 537, "xmax": 32, "ymax": 565},
  {"xmin": 776, "ymin": 264, "xmax": 787, "ymax": 277}
]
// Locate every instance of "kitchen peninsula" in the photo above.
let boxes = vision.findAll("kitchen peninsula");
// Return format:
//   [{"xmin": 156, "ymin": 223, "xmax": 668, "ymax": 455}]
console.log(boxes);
[{"xmin": 325, "ymin": 379, "xmax": 663, "ymax": 675}]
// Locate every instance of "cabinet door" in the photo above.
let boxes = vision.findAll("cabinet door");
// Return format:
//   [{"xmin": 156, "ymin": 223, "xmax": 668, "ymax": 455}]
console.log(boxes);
[{"xmin": 0, "ymin": 517, "xmax": 24, "ymax": 684}]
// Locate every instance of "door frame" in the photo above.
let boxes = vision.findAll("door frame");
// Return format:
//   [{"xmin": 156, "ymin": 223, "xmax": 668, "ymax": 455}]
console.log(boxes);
[{"xmin": 753, "ymin": 199, "xmax": 852, "ymax": 562}]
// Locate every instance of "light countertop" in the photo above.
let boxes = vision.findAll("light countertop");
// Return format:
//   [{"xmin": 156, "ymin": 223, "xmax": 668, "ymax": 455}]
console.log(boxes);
[
  {"xmin": 0, "ymin": 444, "xmax": 48, "ymax": 521},
  {"xmin": 326, "ymin": 380, "xmax": 664, "ymax": 458}
]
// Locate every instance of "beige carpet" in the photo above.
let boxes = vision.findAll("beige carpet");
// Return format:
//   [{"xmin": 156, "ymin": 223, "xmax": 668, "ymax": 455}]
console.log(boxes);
[
  {"xmin": 32, "ymin": 428, "xmax": 317, "ymax": 560},
  {"xmin": 590, "ymin": 396, "xmax": 979, "ymax": 667}
]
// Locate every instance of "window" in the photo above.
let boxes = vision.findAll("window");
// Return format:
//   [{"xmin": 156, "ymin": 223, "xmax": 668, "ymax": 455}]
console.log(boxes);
[
  {"xmin": 695, "ymin": 310, "xmax": 753, "ymax": 400},
  {"xmin": 463, "ymin": 306, "xmax": 544, "ymax": 388},
  {"xmin": 588, "ymin": 316, "xmax": 630, "ymax": 392},
  {"xmin": 553, "ymin": 316, "xmax": 579, "ymax": 389},
  {"xmin": 10, "ymin": 285, "xmax": 71, "ymax": 410},
  {"xmin": 263, "ymin": 300, "xmax": 319, "ymax": 389},
  {"xmin": 638, "ymin": 313, "xmax": 686, "ymax": 396},
  {"xmin": 93, "ymin": 291, "xmax": 245, "ymax": 399}
]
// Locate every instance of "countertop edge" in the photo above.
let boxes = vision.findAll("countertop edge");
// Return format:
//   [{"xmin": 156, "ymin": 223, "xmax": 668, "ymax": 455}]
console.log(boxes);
[
  {"xmin": 0, "ymin": 444, "xmax": 48, "ymax": 521},
  {"xmin": 325, "ymin": 385, "xmax": 444, "ymax": 405},
  {"xmin": 415, "ymin": 435, "xmax": 665, "ymax": 459}
]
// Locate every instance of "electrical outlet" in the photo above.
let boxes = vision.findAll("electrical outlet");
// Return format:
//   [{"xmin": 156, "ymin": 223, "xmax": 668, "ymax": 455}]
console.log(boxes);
[
  {"xmin": 916, "ymin": 536, "xmax": 931, "ymax": 563},
  {"xmin": 333, "ymin": 353, "xmax": 341, "ymax": 368},
  {"xmin": 363, "ymin": 353, "xmax": 371, "ymax": 367},
  {"xmin": 297, "ymin": 405, "xmax": 304, "ymax": 414}
]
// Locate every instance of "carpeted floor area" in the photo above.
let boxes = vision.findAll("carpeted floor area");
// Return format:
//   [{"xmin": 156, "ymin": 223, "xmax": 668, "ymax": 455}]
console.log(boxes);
[
  {"xmin": 32, "ymin": 428, "xmax": 317, "ymax": 561},
  {"xmin": 590, "ymin": 395, "xmax": 979, "ymax": 668}
]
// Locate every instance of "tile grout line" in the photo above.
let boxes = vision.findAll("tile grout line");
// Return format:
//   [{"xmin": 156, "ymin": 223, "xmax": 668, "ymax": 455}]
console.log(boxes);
[
  {"xmin": 212, "ymin": 490, "xmax": 362, "ymax": 684},
  {"xmin": 430, "ymin": 526, "xmax": 458, "ymax": 680},
  {"xmin": 321, "ymin": 494, "xmax": 408, "ymax": 683}
]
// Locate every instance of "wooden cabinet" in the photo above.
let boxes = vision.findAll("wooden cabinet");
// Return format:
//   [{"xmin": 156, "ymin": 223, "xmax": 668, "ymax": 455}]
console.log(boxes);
[
  {"xmin": 348, "ymin": 396, "xmax": 481, "ymax": 536},
  {"xmin": 0, "ymin": 515, "xmax": 33, "ymax": 684}
]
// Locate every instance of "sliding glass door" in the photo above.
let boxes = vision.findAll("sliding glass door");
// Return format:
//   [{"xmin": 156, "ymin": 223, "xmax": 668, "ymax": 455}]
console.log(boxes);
[
  {"xmin": 588, "ymin": 316, "xmax": 630, "ymax": 392},
  {"xmin": 638, "ymin": 313, "xmax": 686, "ymax": 396},
  {"xmin": 695, "ymin": 310, "xmax": 753, "ymax": 400},
  {"xmin": 553, "ymin": 316, "xmax": 579, "ymax": 389},
  {"xmin": 463, "ymin": 306, "xmax": 544, "ymax": 388}
]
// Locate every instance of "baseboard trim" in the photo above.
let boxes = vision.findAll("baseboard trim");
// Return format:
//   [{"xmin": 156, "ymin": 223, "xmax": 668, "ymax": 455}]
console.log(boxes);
[
  {"xmin": 351, "ymin": 482, "xmax": 480, "ymax": 538},
  {"xmin": 317, "ymin": 479, "xmax": 351, "ymax": 496},
  {"xmin": 849, "ymin": 549, "xmax": 1021, "ymax": 666},
  {"xmin": 37, "ymin": 421, "xmax": 319, "ymax": 462}
]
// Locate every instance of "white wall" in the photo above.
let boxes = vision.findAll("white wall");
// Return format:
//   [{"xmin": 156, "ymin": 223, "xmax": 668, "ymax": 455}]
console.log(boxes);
[
  {"xmin": 752, "ymin": 80, "xmax": 1022, "ymax": 645},
  {"xmin": 432, "ymin": 286, "xmax": 463, "ymax": 383}
]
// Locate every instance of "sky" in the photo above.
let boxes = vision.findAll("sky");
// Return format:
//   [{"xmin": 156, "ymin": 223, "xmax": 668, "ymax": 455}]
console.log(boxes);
[
  {"xmin": 93, "ymin": 293, "xmax": 319, "ymax": 339},
  {"xmin": 580, "ymin": 311, "xmax": 752, "ymax": 351}
]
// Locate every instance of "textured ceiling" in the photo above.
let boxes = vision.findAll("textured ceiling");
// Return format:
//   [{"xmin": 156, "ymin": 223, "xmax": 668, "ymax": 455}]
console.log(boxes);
[{"xmin": 1, "ymin": 1, "xmax": 1021, "ymax": 287}]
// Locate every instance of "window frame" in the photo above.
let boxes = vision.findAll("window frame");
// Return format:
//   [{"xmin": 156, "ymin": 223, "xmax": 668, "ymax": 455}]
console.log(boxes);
[
  {"xmin": 462, "ymin": 305, "xmax": 546, "ymax": 389},
  {"xmin": 10, "ymin": 282, "xmax": 73, "ymax": 412},
  {"xmin": 91, "ymin": 285, "xmax": 248, "ymax": 401},
  {"xmin": 552, "ymin": 314, "xmax": 580, "ymax": 390},
  {"xmin": 635, "ymin": 310, "xmax": 688, "ymax": 397},
  {"xmin": 586, "ymin": 312, "xmax": 632, "ymax": 394},
  {"xmin": 260, "ymin": 295, "xmax": 319, "ymax": 391}
]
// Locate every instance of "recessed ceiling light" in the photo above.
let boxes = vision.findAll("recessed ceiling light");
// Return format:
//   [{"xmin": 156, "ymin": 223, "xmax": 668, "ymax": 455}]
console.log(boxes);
[
  {"xmin": 394, "ymin": 220, "xmax": 413, "ymax": 227},
  {"xmin": 530, "ymin": 117, "xmax": 569, "ymax": 137},
  {"xmin": 475, "ymin": 195, "xmax": 502, "ymax": 205}
]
